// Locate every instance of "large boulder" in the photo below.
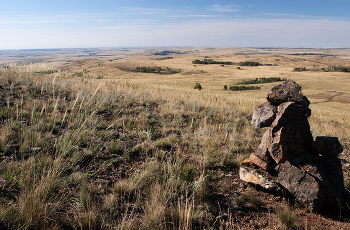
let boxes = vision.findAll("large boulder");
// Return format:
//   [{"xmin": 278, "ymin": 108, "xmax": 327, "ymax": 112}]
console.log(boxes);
[
  {"xmin": 273, "ymin": 161, "xmax": 325, "ymax": 212},
  {"xmin": 268, "ymin": 102, "xmax": 314, "ymax": 164}
]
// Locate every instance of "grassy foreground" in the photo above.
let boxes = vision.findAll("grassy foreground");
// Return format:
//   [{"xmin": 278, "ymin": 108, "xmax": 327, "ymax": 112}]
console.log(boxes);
[{"xmin": 0, "ymin": 65, "xmax": 349, "ymax": 229}]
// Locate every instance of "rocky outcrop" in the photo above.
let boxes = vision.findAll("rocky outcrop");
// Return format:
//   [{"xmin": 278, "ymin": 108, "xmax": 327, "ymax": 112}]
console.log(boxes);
[{"xmin": 239, "ymin": 79, "xmax": 345, "ymax": 212}]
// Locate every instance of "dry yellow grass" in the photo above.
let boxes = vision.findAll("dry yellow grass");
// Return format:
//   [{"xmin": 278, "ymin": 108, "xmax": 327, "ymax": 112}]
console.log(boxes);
[{"xmin": 1, "ymin": 48, "xmax": 350, "ymax": 229}]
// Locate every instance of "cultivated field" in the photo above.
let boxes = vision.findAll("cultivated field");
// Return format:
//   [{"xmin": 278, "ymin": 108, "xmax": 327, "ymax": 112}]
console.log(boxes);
[{"xmin": 0, "ymin": 47, "xmax": 349, "ymax": 229}]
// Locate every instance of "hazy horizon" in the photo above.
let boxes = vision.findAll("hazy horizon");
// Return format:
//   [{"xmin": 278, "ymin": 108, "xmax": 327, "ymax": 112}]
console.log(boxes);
[{"xmin": 1, "ymin": 0, "xmax": 350, "ymax": 49}]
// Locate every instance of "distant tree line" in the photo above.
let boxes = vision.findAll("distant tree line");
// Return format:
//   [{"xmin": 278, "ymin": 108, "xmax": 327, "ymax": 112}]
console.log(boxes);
[
  {"xmin": 117, "ymin": 66, "xmax": 180, "ymax": 74},
  {"xmin": 238, "ymin": 77, "xmax": 287, "ymax": 85},
  {"xmin": 239, "ymin": 61, "xmax": 261, "ymax": 66},
  {"xmin": 322, "ymin": 65, "xmax": 350, "ymax": 72},
  {"xmin": 229, "ymin": 85, "xmax": 261, "ymax": 91},
  {"xmin": 36, "ymin": 70, "xmax": 58, "ymax": 74},
  {"xmin": 293, "ymin": 66, "xmax": 350, "ymax": 72},
  {"xmin": 192, "ymin": 59, "xmax": 233, "ymax": 65},
  {"xmin": 293, "ymin": 67, "xmax": 307, "ymax": 72}
]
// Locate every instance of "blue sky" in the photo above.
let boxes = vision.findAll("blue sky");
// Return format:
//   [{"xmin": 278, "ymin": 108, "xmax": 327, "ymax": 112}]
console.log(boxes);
[{"xmin": 1, "ymin": 0, "xmax": 349, "ymax": 49}]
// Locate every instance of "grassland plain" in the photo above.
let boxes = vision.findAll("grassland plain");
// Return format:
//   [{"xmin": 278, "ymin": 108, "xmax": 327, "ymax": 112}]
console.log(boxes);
[{"xmin": 0, "ymin": 47, "xmax": 349, "ymax": 229}]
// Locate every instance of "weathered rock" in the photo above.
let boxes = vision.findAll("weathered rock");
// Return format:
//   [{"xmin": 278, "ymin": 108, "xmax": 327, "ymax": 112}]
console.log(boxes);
[
  {"xmin": 268, "ymin": 102, "xmax": 314, "ymax": 164},
  {"xmin": 274, "ymin": 161, "xmax": 324, "ymax": 212},
  {"xmin": 292, "ymin": 153, "xmax": 320, "ymax": 165},
  {"xmin": 239, "ymin": 166, "xmax": 285, "ymax": 194},
  {"xmin": 301, "ymin": 158, "xmax": 345, "ymax": 207},
  {"xmin": 312, "ymin": 136, "xmax": 343, "ymax": 157},
  {"xmin": 241, "ymin": 152, "xmax": 274, "ymax": 172},
  {"xmin": 240, "ymin": 158, "xmax": 259, "ymax": 169},
  {"xmin": 301, "ymin": 96, "xmax": 312, "ymax": 118},
  {"xmin": 241, "ymin": 80, "xmax": 344, "ymax": 213},
  {"xmin": 251, "ymin": 102, "xmax": 277, "ymax": 128},
  {"xmin": 317, "ymin": 156, "xmax": 345, "ymax": 206},
  {"xmin": 267, "ymin": 79, "xmax": 304, "ymax": 105}
]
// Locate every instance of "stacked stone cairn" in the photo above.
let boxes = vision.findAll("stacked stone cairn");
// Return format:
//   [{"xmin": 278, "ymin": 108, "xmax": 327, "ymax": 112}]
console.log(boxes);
[{"xmin": 240, "ymin": 79, "xmax": 345, "ymax": 212}]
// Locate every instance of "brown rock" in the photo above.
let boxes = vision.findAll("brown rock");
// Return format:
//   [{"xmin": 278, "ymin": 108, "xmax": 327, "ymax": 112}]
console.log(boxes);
[
  {"xmin": 274, "ymin": 161, "xmax": 324, "ymax": 212},
  {"xmin": 251, "ymin": 102, "xmax": 277, "ymax": 128},
  {"xmin": 312, "ymin": 136, "xmax": 343, "ymax": 156},
  {"xmin": 267, "ymin": 79, "xmax": 304, "ymax": 105},
  {"xmin": 240, "ymin": 158, "xmax": 259, "ymax": 169},
  {"xmin": 242, "ymin": 152, "xmax": 275, "ymax": 172}
]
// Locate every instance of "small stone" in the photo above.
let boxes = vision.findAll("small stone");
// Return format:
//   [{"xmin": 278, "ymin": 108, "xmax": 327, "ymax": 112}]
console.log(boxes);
[
  {"xmin": 217, "ymin": 173, "xmax": 225, "ymax": 179},
  {"xmin": 95, "ymin": 179, "xmax": 111, "ymax": 183},
  {"xmin": 312, "ymin": 136, "xmax": 343, "ymax": 156},
  {"xmin": 216, "ymin": 213, "xmax": 228, "ymax": 220},
  {"xmin": 30, "ymin": 147, "xmax": 42, "ymax": 152},
  {"xmin": 239, "ymin": 182, "xmax": 246, "ymax": 188}
]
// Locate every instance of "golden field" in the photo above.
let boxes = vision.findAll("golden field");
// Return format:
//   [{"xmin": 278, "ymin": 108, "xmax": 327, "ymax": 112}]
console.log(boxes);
[{"xmin": 0, "ymin": 47, "xmax": 349, "ymax": 229}]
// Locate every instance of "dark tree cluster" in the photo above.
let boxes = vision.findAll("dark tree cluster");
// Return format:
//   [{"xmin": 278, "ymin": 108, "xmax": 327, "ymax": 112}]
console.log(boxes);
[
  {"xmin": 117, "ymin": 66, "xmax": 180, "ymax": 74},
  {"xmin": 238, "ymin": 77, "xmax": 287, "ymax": 85},
  {"xmin": 293, "ymin": 67, "xmax": 307, "ymax": 72},
  {"xmin": 240, "ymin": 61, "xmax": 261, "ymax": 66},
  {"xmin": 229, "ymin": 85, "xmax": 261, "ymax": 91},
  {"xmin": 192, "ymin": 59, "xmax": 233, "ymax": 65}
]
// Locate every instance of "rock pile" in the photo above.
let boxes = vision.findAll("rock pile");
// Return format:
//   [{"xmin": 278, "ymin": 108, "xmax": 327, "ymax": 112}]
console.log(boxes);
[{"xmin": 240, "ymin": 79, "xmax": 345, "ymax": 212}]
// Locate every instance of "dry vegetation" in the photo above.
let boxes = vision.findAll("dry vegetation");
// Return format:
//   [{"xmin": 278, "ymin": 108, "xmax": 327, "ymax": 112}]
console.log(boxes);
[{"xmin": 0, "ymin": 47, "xmax": 350, "ymax": 229}]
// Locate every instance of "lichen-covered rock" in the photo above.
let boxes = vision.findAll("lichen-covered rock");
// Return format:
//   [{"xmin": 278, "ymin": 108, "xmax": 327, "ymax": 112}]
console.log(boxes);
[
  {"xmin": 274, "ymin": 161, "xmax": 324, "ymax": 212},
  {"xmin": 239, "ymin": 166, "xmax": 285, "ymax": 194},
  {"xmin": 251, "ymin": 102, "xmax": 277, "ymax": 128},
  {"xmin": 312, "ymin": 136, "xmax": 343, "ymax": 157},
  {"xmin": 267, "ymin": 79, "xmax": 304, "ymax": 105},
  {"xmin": 268, "ymin": 102, "xmax": 313, "ymax": 164}
]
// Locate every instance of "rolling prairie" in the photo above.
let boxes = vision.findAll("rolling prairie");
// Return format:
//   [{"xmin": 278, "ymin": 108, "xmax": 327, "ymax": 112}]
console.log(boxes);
[{"xmin": 0, "ymin": 47, "xmax": 350, "ymax": 229}]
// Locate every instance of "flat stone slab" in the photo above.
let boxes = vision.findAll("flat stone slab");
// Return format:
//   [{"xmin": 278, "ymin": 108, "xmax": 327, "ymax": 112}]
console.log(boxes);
[{"xmin": 239, "ymin": 166, "xmax": 284, "ymax": 194}]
